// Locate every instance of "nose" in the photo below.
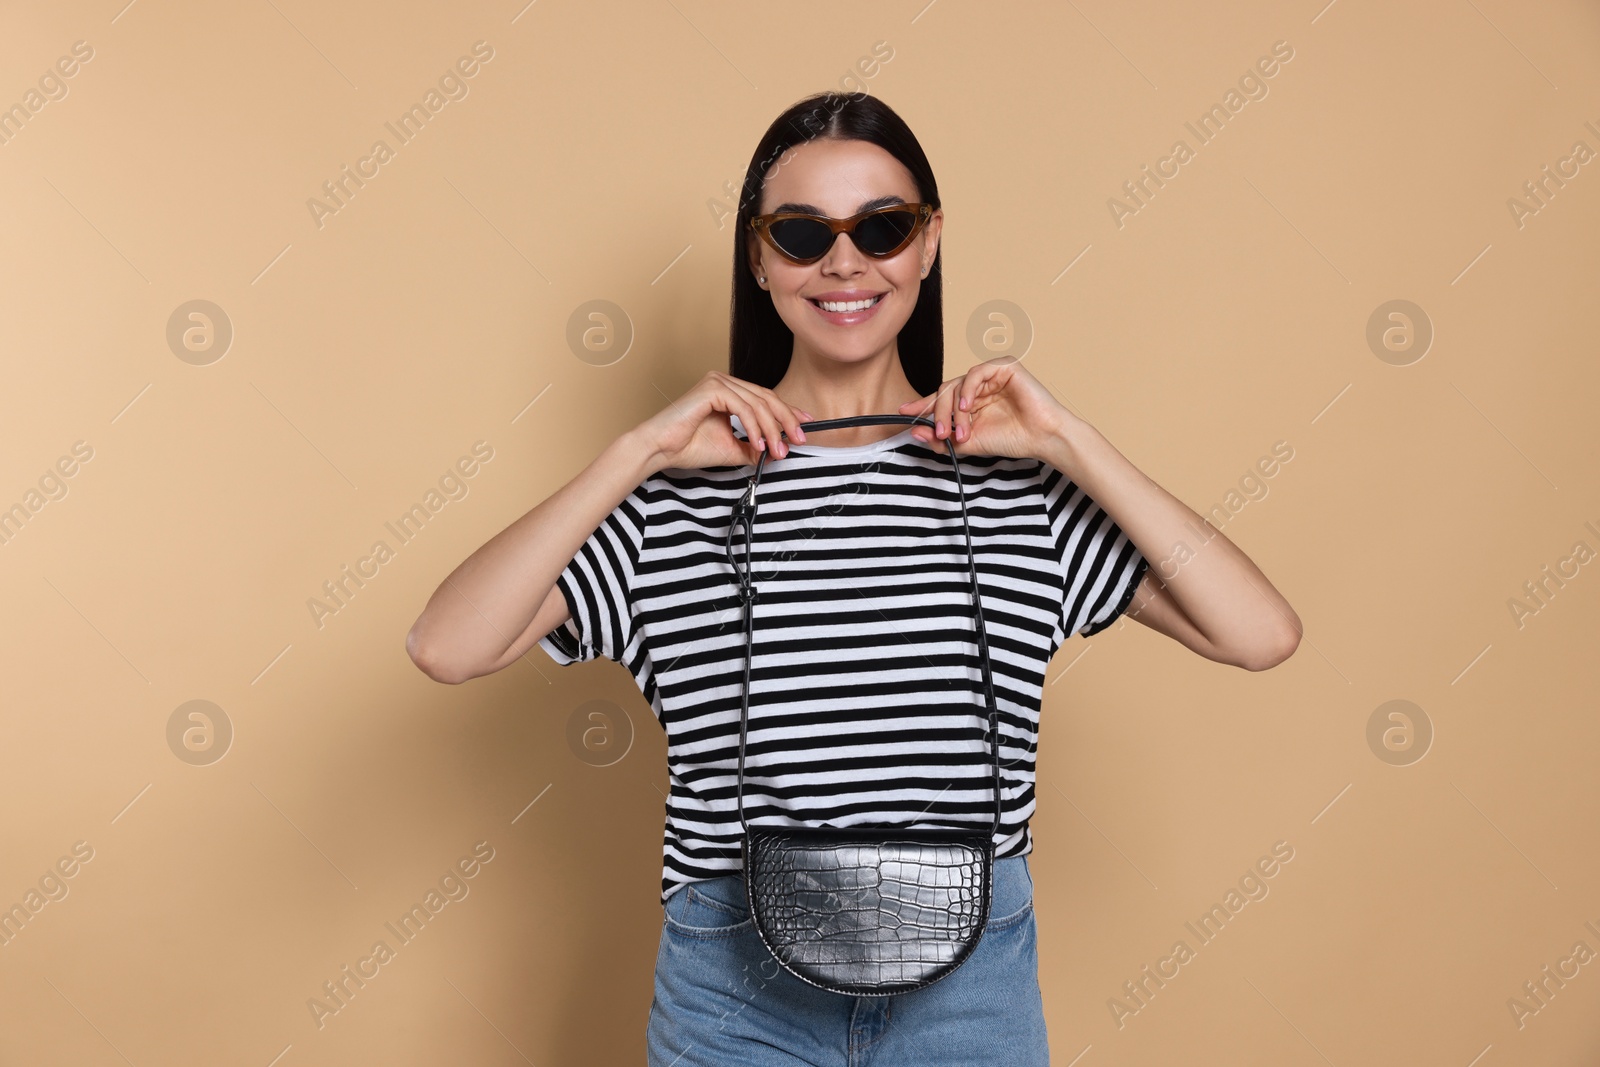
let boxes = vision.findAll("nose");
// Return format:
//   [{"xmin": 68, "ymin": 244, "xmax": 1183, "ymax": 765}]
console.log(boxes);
[{"xmin": 819, "ymin": 231, "xmax": 868, "ymax": 273}]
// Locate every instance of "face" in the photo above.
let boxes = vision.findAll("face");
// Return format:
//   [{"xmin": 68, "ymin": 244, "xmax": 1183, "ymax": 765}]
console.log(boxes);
[{"xmin": 747, "ymin": 138, "xmax": 942, "ymax": 368}]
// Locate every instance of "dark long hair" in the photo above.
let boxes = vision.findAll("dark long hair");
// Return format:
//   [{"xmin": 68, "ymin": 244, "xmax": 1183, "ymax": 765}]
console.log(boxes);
[{"xmin": 728, "ymin": 92, "xmax": 944, "ymax": 396}]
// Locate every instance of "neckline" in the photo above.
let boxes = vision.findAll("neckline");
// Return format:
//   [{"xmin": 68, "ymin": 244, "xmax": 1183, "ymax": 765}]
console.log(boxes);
[{"xmin": 730, "ymin": 415, "xmax": 918, "ymax": 458}]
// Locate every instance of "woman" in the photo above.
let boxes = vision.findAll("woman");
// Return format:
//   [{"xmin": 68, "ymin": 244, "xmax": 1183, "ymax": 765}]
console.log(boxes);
[{"xmin": 406, "ymin": 91, "xmax": 1300, "ymax": 1066}]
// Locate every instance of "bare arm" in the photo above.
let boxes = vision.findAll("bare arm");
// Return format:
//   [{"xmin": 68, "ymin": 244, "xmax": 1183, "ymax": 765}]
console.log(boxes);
[
  {"xmin": 405, "ymin": 427, "xmax": 663, "ymax": 684},
  {"xmin": 406, "ymin": 371, "xmax": 814, "ymax": 685},
  {"xmin": 904, "ymin": 357, "xmax": 1301, "ymax": 673},
  {"xmin": 1041, "ymin": 411, "xmax": 1302, "ymax": 672}
]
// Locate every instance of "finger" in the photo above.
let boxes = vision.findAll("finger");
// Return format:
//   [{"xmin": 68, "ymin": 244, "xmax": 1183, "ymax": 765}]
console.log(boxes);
[
  {"xmin": 898, "ymin": 392, "xmax": 937, "ymax": 416},
  {"xmin": 711, "ymin": 385, "xmax": 771, "ymax": 463},
  {"xmin": 899, "ymin": 390, "xmax": 936, "ymax": 444},
  {"xmin": 762, "ymin": 391, "xmax": 811, "ymax": 445},
  {"xmin": 929, "ymin": 377, "xmax": 961, "ymax": 444},
  {"xmin": 702, "ymin": 375, "xmax": 759, "ymax": 462},
  {"xmin": 950, "ymin": 374, "xmax": 976, "ymax": 443},
  {"xmin": 724, "ymin": 379, "xmax": 789, "ymax": 459},
  {"xmin": 751, "ymin": 382, "xmax": 813, "ymax": 428},
  {"xmin": 901, "ymin": 388, "xmax": 940, "ymax": 443},
  {"xmin": 729, "ymin": 401, "xmax": 768, "ymax": 463},
  {"xmin": 953, "ymin": 366, "xmax": 995, "ymax": 443},
  {"xmin": 745, "ymin": 381, "xmax": 808, "ymax": 429}
]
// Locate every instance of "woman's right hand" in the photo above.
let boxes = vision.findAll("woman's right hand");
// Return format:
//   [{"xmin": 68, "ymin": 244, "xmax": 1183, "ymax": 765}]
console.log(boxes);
[{"xmin": 638, "ymin": 372, "xmax": 813, "ymax": 471}]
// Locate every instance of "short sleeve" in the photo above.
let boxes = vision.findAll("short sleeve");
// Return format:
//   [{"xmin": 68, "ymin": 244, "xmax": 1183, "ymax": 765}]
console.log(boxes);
[
  {"xmin": 1039, "ymin": 462, "xmax": 1150, "ymax": 638},
  {"xmin": 537, "ymin": 480, "xmax": 652, "ymax": 665}
]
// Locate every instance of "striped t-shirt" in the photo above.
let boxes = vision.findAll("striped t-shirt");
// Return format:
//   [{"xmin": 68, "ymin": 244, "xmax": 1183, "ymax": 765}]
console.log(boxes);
[{"xmin": 539, "ymin": 417, "xmax": 1149, "ymax": 904}]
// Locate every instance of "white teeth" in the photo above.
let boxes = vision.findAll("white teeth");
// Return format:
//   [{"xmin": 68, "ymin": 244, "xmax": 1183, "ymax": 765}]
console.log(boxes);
[{"xmin": 816, "ymin": 295, "xmax": 881, "ymax": 313}]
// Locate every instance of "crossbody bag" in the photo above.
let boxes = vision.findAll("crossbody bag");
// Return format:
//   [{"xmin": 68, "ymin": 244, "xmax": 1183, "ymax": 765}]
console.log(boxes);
[{"xmin": 724, "ymin": 413, "xmax": 1003, "ymax": 997}]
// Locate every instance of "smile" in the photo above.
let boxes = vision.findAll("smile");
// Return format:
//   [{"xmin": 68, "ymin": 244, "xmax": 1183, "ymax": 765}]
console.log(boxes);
[
  {"xmin": 805, "ymin": 293, "xmax": 887, "ymax": 326},
  {"xmin": 809, "ymin": 294, "xmax": 883, "ymax": 312}
]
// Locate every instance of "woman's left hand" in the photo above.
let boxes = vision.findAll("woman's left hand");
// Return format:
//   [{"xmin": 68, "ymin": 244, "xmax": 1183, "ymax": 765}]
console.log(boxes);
[{"xmin": 898, "ymin": 356, "xmax": 1072, "ymax": 459}]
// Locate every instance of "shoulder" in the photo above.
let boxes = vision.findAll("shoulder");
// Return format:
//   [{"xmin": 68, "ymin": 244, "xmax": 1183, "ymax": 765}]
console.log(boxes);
[
  {"xmin": 630, "ymin": 465, "xmax": 748, "ymax": 536},
  {"xmin": 891, "ymin": 439, "xmax": 1047, "ymax": 473},
  {"xmin": 645, "ymin": 464, "xmax": 748, "ymax": 497}
]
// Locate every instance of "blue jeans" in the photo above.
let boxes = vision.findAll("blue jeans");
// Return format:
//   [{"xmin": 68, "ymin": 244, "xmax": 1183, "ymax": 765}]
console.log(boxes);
[{"xmin": 646, "ymin": 855, "xmax": 1049, "ymax": 1066}]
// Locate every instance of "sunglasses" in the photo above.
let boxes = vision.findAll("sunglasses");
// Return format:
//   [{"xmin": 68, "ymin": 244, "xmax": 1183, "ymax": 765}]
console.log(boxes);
[{"xmin": 750, "ymin": 202, "xmax": 934, "ymax": 266}]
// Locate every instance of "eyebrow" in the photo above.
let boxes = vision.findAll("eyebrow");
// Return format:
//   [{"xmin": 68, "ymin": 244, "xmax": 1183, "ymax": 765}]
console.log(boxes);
[{"xmin": 768, "ymin": 193, "xmax": 907, "ymax": 216}]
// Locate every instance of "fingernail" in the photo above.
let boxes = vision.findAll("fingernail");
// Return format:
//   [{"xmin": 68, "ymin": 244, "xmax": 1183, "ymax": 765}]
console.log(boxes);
[
  {"xmin": 757, "ymin": 437, "xmax": 765, "ymax": 451},
  {"xmin": 937, "ymin": 420, "xmax": 945, "ymax": 436},
  {"xmin": 795, "ymin": 427, "xmax": 806, "ymax": 441},
  {"xmin": 959, "ymin": 397, "xmax": 969, "ymax": 410}
]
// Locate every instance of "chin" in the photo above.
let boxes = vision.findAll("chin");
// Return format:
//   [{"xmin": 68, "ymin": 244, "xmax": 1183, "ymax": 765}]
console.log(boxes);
[{"xmin": 804, "ymin": 337, "xmax": 891, "ymax": 363}]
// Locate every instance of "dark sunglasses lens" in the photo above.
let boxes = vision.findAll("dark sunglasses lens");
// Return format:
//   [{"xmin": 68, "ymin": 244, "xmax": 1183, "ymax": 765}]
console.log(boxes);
[
  {"xmin": 768, "ymin": 218, "xmax": 834, "ymax": 261},
  {"xmin": 852, "ymin": 208, "xmax": 919, "ymax": 255}
]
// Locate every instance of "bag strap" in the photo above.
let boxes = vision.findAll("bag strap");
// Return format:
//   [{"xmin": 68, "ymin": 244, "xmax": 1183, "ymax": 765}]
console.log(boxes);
[{"xmin": 726, "ymin": 414, "xmax": 1004, "ymax": 840}]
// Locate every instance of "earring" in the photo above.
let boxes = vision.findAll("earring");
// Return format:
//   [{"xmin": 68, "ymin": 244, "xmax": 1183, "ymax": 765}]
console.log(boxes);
[{"xmin": 758, "ymin": 275, "xmax": 766, "ymax": 285}]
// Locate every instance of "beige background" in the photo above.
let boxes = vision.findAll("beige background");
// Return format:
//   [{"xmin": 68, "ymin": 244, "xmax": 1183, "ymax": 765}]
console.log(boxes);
[{"xmin": 2, "ymin": 0, "xmax": 1598, "ymax": 1063}]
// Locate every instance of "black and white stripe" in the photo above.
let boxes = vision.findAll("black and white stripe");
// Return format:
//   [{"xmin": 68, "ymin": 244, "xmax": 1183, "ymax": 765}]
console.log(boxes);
[{"xmin": 541, "ymin": 423, "xmax": 1148, "ymax": 904}]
